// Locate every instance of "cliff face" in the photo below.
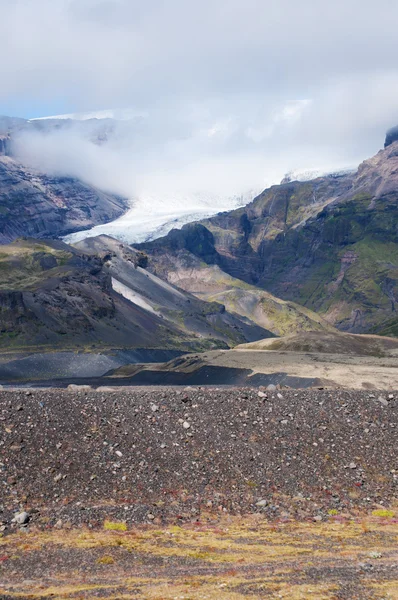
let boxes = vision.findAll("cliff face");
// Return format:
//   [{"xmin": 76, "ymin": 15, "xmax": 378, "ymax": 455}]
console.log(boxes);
[
  {"xmin": 0, "ymin": 156, "xmax": 128, "ymax": 243},
  {"xmin": 138, "ymin": 141, "xmax": 398, "ymax": 336}
]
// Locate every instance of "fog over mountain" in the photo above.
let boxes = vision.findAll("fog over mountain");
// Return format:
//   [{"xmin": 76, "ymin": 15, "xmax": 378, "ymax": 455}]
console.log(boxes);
[{"xmin": 2, "ymin": 1, "xmax": 398, "ymax": 241}]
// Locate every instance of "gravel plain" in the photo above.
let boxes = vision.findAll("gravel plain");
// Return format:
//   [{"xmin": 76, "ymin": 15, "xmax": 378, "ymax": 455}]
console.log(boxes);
[{"xmin": 0, "ymin": 386, "xmax": 397, "ymax": 528}]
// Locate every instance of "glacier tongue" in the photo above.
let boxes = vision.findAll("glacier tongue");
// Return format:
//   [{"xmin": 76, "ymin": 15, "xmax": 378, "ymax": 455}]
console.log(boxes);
[{"xmin": 64, "ymin": 190, "xmax": 255, "ymax": 245}]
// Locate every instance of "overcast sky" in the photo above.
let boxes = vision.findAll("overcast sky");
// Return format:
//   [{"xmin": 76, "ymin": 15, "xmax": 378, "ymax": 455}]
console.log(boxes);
[{"xmin": 2, "ymin": 0, "xmax": 398, "ymax": 197}]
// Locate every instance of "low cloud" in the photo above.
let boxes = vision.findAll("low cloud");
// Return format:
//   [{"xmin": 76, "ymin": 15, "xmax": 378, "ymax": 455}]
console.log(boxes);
[
  {"xmin": 4, "ymin": 0, "xmax": 398, "ymax": 203},
  {"xmin": 12, "ymin": 80, "xmax": 394, "ymax": 207}
]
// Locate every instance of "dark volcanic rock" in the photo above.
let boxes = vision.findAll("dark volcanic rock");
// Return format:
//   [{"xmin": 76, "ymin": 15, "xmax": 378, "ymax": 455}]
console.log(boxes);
[
  {"xmin": 0, "ymin": 157, "xmax": 128, "ymax": 243},
  {"xmin": 0, "ymin": 135, "xmax": 11, "ymax": 156}
]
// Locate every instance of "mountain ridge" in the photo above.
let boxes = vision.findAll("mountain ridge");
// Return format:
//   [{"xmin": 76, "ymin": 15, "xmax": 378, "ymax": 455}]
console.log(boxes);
[
  {"xmin": 0, "ymin": 236, "xmax": 269, "ymax": 352},
  {"xmin": 137, "ymin": 137, "xmax": 398, "ymax": 336}
]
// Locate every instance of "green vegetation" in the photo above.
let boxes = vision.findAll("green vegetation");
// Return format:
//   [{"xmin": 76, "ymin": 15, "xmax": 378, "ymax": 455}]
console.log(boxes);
[{"xmin": 0, "ymin": 239, "xmax": 73, "ymax": 291}]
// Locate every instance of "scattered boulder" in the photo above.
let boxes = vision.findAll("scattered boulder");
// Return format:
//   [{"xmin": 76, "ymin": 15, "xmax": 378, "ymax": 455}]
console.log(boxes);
[{"xmin": 12, "ymin": 511, "xmax": 30, "ymax": 525}]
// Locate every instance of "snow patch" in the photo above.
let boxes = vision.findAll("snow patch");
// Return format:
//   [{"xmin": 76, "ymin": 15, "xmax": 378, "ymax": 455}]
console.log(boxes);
[
  {"xmin": 281, "ymin": 166, "xmax": 356, "ymax": 184},
  {"xmin": 112, "ymin": 277, "xmax": 160, "ymax": 315}
]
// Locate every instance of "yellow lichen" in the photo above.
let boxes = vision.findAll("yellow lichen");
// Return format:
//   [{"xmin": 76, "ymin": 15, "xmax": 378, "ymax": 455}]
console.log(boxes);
[{"xmin": 103, "ymin": 520, "xmax": 128, "ymax": 531}]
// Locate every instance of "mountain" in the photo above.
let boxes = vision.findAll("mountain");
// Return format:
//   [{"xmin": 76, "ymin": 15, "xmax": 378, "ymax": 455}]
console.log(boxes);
[
  {"xmin": 1, "ymin": 112, "xmax": 358, "ymax": 247},
  {"xmin": 0, "ymin": 116, "xmax": 129, "ymax": 243},
  {"xmin": 0, "ymin": 237, "xmax": 269, "ymax": 351},
  {"xmin": 136, "ymin": 242, "xmax": 335, "ymax": 336},
  {"xmin": 0, "ymin": 156, "xmax": 128, "ymax": 244},
  {"xmin": 137, "ymin": 134, "xmax": 398, "ymax": 336},
  {"xmin": 73, "ymin": 235, "xmax": 270, "ymax": 346},
  {"xmin": 29, "ymin": 108, "xmax": 146, "ymax": 121},
  {"xmin": 0, "ymin": 113, "xmax": 257, "ymax": 245}
]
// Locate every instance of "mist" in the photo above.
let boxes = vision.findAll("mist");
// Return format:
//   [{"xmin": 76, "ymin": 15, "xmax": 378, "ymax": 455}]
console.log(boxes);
[
  {"xmin": 3, "ymin": 0, "xmax": 398, "ymax": 241},
  {"xmin": 12, "ymin": 80, "xmax": 394, "ymax": 209}
]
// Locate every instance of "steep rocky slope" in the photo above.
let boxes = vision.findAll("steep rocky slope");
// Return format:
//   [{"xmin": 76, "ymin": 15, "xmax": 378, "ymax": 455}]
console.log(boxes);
[
  {"xmin": 138, "ymin": 137, "xmax": 398, "ymax": 335},
  {"xmin": 0, "ymin": 116, "xmax": 131, "ymax": 243},
  {"xmin": 0, "ymin": 237, "xmax": 268, "ymax": 351},
  {"xmin": 73, "ymin": 235, "xmax": 270, "ymax": 345},
  {"xmin": 138, "ymin": 244, "xmax": 335, "ymax": 336},
  {"xmin": 0, "ymin": 156, "xmax": 128, "ymax": 243}
]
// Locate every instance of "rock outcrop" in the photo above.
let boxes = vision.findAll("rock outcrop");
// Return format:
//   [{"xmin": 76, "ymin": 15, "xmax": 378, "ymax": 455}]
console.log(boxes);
[
  {"xmin": 0, "ymin": 135, "xmax": 11, "ymax": 156},
  {"xmin": 0, "ymin": 156, "xmax": 128, "ymax": 243}
]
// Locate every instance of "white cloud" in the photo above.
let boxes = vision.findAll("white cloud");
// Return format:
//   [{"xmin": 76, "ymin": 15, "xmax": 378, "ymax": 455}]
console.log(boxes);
[{"xmin": 3, "ymin": 0, "xmax": 398, "ymax": 229}]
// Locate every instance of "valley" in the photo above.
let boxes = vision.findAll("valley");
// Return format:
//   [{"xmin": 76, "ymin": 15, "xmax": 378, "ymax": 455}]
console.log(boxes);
[
  {"xmin": 3, "ymin": 2, "xmax": 398, "ymax": 598},
  {"xmin": 0, "ymin": 125, "xmax": 398, "ymax": 385},
  {"xmin": 0, "ymin": 120, "xmax": 397, "ymax": 600}
]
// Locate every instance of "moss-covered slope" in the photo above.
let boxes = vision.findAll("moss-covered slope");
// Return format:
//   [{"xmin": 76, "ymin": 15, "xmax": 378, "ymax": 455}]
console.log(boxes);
[{"xmin": 139, "ymin": 141, "xmax": 398, "ymax": 335}]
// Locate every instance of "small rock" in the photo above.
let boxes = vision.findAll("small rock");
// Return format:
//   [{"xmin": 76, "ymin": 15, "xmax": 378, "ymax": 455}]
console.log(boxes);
[
  {"xmin": 115, "ymin": 450, "xmax": 123, "ymax": 457},
  {"xmin": 369, "ymin": 551, "xmax": 382, "ymax": 559},
  {"xmin": 150, "ymin": 404, "xmax": 159, "ymax": 412},
  {"xmin": 256, "ymin": 499, "xmax": 268, "ymax": 507},
  {"xmin": 54, "ymin": 474, "xmax": 62, "ymax": 482},
  {"xmin": 12, "ymin": 512, "xmax": 30, "ymax": 525},
  {"xmin": 182, "ymin": 421, "xmax": 191, "ymax": 430},
  {"xmin": 67, "ymin": 384, "xmax": 92, "ymax": 392},
  {"xmin": 147, "ymin": 513, "xmax": 155, "ymax": 520},
  {"xmin": 258, "ymin": 391, "xmax": 267, "ymax": 398},
  {"xmin": 266, "ymin": 384, "xmax": 277, "ymax": 392},
  {"xmin": 377, "ymin": 396, "xmax": 389, "ymax": 407},
  {"xmin": 277, "ymin": 393, "xmax": 284, "ymax": 400},
  {"xmin": 349, "ymin": 462, "xmax": 357, "ymax": 469},
  {"xmin": 314, "ymin": 515, "xmax": 323, "ymax": 522}
]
